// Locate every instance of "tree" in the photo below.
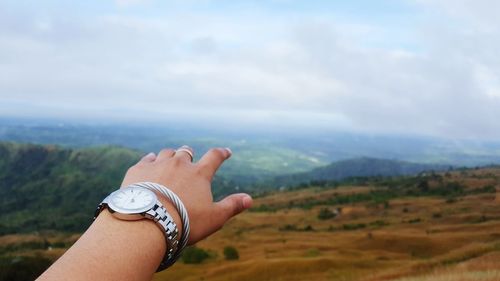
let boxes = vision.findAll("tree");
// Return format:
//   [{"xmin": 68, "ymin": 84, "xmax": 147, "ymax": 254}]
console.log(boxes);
[
  {"xmin": 223, "ymin": 246, "xmax": 239, "ymax": 260},
  {"xmin": 417, "ymin": 180, "xmax": 429, "ymax": 192},
  {"xmin": 182, "ymin": 247, "xmax": 210, "ymax": 264}
]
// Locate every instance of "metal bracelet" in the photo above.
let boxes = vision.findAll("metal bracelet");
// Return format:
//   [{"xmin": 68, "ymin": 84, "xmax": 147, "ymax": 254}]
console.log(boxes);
[
  {"xmin": 144, "ymin": 204, "xmax": 179, "ymax": 263},
  {"xmin": 129, "ymin": 182, "xmax": 190, "ymax": 270}
]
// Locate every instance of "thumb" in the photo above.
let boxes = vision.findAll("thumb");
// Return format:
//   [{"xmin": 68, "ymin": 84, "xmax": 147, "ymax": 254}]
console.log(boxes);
[{"xmin": 214, "ymin": 193, "xmax": 253, "ymax": 224}]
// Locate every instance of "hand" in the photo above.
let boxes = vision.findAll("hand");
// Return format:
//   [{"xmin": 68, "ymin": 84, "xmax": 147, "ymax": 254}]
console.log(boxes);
[
  {"xmin": 38, "ymin": 146, "xmax": 252, "ymax": 281},
  {"xmin": 121, "ymin": 146, "xmax": 253, "ymax": 244}
]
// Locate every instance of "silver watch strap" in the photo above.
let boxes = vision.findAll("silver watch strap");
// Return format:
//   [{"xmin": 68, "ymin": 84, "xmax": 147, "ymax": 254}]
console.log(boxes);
[
  {"xmin": 145, "ymin": 204, "xmax": 179, "ymax": 264},
  {"xmin": 129, "ymin": 182, "xmax": 190, "ymax": 270}
]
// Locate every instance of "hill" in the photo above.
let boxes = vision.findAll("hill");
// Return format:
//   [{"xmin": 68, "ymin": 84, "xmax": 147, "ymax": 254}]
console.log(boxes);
[
  {"xmin": 0, "ymin": 142, "xmax": 140, "ymax": 233},
  {"xmin": 1, "ymin": 166, "xmax": 499, "ymax": 281},
  {"xmin": 155, "ymin": 167, "xmax": 500, "ymax": 281},
  {"xmin": 0, "ymin": 142, "xmax": 459, "ymax": 234},
  {"xmin": 269, "ymin": 157, "xmax": 449, "ymax": 188}
]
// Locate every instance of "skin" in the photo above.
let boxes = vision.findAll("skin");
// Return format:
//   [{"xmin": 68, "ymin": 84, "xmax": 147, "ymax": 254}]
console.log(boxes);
[{"xmin": 38, "ymin": 146, "xmax": 253, "ymax": 281}]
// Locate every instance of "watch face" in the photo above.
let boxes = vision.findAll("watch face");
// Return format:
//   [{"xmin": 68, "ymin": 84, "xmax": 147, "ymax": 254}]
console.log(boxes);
[{"xmin": 108, "ymin": 186, "xmax": 156, "ymax": 214}]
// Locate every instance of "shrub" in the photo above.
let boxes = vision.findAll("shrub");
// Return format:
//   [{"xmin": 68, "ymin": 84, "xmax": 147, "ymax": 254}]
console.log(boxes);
[
  {"xmin": 383, "ymin": 201, "xmax": 390, "ymax": 209},
  {"xmin": 278, "ymin": 224, "xmax": 315, "ymax": 231},
  {"xmin": 369, "ymin": 220, "xmax": 389, "ymax": 227},
  {"xmin": 279, "ymin": 224, "xmax": 297, "ymax": 231},
  {"xmin": 475, "ymin": 185, "xmax": 496, "ymax": 194},
  {"xmin": 317, "ymin": 208, "xmax": 336, "ymax": 220},
  {"xmin": 417, "ymin": 180, "xmax": 429, "ymax": 192},
  {"xmin": 342, "ymin": 223, "xmax": 366, "ymax": 230},
  {"xmin": 445, "ymin": 197, "xmax": 457, "ymax": 204},
  {"xmin": 223, "ymin": 246, "xmax": 239, "ymax": 260},
  {"xmin": 432, "ymin": 212, "xmax": 442, "ymax": 218},
  {"xmin": 303, "ymin": 225, "xmax": 314, "ymax": 231},
  {"xmin": 471, "ymin": 215, "xmax": 489, "ymax": 224},
  {"xmin": 408, "ymin": 218, "xmax": 422, "ymax": 224},
  {"xmin": 181, "ymin": 246, "xmax": 210, "ymax": 264}
]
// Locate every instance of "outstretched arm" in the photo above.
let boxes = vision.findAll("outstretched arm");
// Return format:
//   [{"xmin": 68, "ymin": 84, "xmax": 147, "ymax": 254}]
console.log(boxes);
[{"xmin": 38, "ymin": 147, "xmax": 253, "ymax": 281}]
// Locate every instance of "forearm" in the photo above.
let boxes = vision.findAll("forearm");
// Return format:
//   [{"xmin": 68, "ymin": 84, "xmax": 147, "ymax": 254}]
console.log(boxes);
[{"xmin": 38, "ymin": 209, "xmax": 171, "ymax": 281}]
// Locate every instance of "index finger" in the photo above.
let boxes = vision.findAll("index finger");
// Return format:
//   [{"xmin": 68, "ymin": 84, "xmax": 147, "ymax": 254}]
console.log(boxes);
[{"xmin": 196, "ymin": 148, "xmax": 232, "ymax": 180}]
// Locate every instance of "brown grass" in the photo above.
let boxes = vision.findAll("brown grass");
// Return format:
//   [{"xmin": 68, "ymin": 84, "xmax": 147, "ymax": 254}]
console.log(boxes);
[{"xmin": 2, "ymin": 168, "xmax": 500, "ymax": 281}]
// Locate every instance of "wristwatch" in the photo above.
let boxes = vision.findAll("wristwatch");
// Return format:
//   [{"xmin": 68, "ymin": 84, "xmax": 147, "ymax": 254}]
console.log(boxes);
[{"xmin": 94, "ymin": 185, "xmax": 179, "ymax": 269}]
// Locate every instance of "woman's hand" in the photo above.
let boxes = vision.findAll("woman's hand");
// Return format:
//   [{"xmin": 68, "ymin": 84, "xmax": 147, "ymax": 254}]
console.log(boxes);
[
  {"xmin": 121, "ymin": 146, "xmax": 253, "ymax": 244},
  {"xmin": 38, "ymin": 146, "xmax": 252, "ymax": 281}
]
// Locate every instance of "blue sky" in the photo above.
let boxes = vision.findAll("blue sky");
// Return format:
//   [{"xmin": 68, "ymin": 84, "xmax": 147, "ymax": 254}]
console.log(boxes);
[{"xmin": 1, "ymin": 0, "xmax": 500, "ymax": 139}]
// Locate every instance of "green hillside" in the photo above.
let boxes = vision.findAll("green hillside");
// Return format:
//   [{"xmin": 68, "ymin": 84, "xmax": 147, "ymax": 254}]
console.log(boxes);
[
  {"xmin": 0, "ymin": 142, "xmax": 453, "ymax": 234},
  {"xmin": 0, "ymin": 142, "xmax": 247, "ymax": 233},
  {"xmin": 2, "ymin": 164, "xmax": 499, "ymax": 281},
  {"xmin": 0, "ymin": 142, "xmax": 140, "ymax": 233}
]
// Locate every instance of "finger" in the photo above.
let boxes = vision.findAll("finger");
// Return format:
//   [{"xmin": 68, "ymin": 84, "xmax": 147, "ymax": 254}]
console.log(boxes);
[
  {"xmin": 213, "ymin": 193, "xmax": 253, "ymax": 227},
  {"xmin": 156, "ymin": 148, "xmax": 175, "ymax": 161},
  {"xmin": 174, "ymin": 145, "xmax": 194, "ymax": 162},
  {"xmin": 140, "ymin": 152, "xmax": 156, "ymax": 163},
  {"xmin": 197, "ymin": 148, "xmax": 232, "ymax": 180}
]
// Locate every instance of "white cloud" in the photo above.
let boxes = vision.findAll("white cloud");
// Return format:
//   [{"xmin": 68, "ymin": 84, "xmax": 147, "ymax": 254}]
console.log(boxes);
[{"xmin": 1, "ymin": 1, "xmax": 500, "ymax": 139}]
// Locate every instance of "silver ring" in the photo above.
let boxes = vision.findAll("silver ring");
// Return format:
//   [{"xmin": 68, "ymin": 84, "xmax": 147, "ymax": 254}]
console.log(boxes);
[{"xmin": 175, "ymin": 147, "xmax": 193, "ymax": 162}]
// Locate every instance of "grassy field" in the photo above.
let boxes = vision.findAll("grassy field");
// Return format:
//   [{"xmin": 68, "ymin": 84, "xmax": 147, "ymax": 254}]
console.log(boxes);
[{"xmin": 2, "ymin": 168, "xmax": 500, "ymax": 280}]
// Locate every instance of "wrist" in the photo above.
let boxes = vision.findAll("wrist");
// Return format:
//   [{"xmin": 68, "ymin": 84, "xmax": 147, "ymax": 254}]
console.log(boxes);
[
  {"xmin": 96, "ymin": 186, "xmax": 183, "ymax": 270},
  {"xmin": 93, "ymin": 183, "xmax": 187, "ymax": 271},
  {"xmin": 94, "ymin": 209, "xmax": 172, "ymax": 250}
]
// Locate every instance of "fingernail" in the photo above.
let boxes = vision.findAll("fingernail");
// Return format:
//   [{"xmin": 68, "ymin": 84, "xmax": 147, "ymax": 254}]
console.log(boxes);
[
  {"xmin": 225, "ymin": 147, "xmax": 232, "ymax": 157},
  {"xmin": 144, "ymin": 152, "xmax": 156, "ymax": 160},
  {"xmin": 242, "ymin": 194, "xmax": 253, "ymax": 209}
]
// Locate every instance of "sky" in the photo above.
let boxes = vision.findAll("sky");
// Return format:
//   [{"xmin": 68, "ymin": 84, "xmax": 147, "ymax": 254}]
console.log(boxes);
[{"xmin": 1, "ymin": 0, "xmax": 500, "ymax": 139}]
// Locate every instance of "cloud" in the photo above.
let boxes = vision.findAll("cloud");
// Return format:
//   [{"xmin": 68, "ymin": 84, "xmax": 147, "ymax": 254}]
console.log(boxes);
[{"xmin": 1, "ymin": 1, "xmax": 500, "ymax": 139}]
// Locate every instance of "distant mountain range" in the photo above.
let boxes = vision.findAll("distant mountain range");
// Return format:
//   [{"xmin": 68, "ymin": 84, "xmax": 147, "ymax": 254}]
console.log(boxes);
[
  {"xmin": 268, "ymin": 157, "xmax": 449, "ymax": 188},
  {"xmin": 3, "ymin": 118, "xmax": 500, "ymax": 170}
]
